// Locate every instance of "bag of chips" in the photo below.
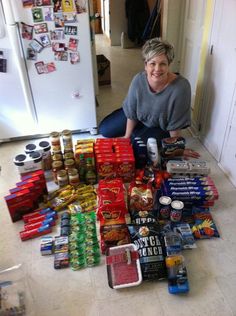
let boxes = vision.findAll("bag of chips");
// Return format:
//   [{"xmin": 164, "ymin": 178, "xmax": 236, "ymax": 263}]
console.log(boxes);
[{"xmin": 128, "ymin": 224, "xmax": 167, "ymax": 280}]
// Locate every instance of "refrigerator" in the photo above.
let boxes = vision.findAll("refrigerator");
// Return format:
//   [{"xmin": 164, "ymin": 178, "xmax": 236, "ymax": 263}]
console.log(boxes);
[{"xmin": 0, "ymin": 0, "xmax": 97, "ymax": 142}]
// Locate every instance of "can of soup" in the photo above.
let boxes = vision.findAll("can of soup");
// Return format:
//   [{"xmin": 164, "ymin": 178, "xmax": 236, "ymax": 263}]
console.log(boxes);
[
  {"xmin": 159, "ymin": 196, "xmax": 172, "ymax": 219},
  {"xmin": 170, "ymin": 200, "xmax": 184, "ymax": 222}
]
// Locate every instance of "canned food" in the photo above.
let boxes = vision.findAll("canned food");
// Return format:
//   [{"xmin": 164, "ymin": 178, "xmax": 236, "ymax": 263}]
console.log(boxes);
[
  {"xmin": 159, "ymin": 196, "xmax": 172, "ymax": 219},
  {"xmin": 57, "ymin": 169, "xmax": 69, "ymax": 188},
  {"xmin": 170, "ymin": 200, "xmax": 184, "ymax": 222},
  {"xmin": 50, "ymin": 131, "xmax": 62, "ymax": 154}
]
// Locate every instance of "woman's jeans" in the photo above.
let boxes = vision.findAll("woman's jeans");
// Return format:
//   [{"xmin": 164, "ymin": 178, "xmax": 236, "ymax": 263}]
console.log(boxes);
[{"xmin": 98, "ymin": 108, "xmax": 170, "ymax": 146}]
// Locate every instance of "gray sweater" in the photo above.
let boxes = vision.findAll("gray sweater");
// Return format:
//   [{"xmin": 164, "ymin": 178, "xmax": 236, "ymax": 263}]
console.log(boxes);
[{"xmin": 122, "ymin": 71, "xmax": 191, "ymax": 131}]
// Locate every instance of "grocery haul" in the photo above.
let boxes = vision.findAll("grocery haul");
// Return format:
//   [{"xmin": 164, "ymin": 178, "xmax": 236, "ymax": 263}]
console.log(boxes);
[{"xmin": 4, "ymin": 131, "xmax": 220, "ymax": 294}]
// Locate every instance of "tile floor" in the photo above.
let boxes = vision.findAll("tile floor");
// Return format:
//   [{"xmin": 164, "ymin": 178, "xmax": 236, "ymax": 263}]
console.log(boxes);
[{"xmin": 1, "ymin": 34, "xmax": 236, "ymax": 316}]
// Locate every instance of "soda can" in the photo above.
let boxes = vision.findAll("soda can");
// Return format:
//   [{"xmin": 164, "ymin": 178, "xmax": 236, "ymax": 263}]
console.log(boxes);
[
  {"xmin": 170, "ymin": 200, "xmax": 184, "ymax": 222},
  {"xmin": 159, "ymin": 196, "xmax": 172, "ymax": 219}
]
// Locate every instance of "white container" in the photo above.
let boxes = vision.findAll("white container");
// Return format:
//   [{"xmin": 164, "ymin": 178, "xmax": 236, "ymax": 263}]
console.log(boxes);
[{"xmin": 147, "ymin": 137, "xmax": 159, "ymax": 166}]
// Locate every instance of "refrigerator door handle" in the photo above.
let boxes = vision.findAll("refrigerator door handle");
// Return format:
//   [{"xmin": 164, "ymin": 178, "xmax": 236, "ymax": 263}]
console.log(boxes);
[{"xmin": 7, "ymin": 23, "xmax": 38, "ymax": 124}]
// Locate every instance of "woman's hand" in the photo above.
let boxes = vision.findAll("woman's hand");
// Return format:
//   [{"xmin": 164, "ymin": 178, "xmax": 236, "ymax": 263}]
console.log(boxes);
[{"xmin": 183, "ymin": 148, "xmax": 200, "ymax": 159}]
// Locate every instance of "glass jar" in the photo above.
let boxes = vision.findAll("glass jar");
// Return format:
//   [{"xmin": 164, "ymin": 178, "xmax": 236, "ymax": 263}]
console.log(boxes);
[
  {"xmin": 57, "ymin": 169, "xmax": 69, "ymax": 188},
  {"xmin": 68, "ymin": 168, "xmax": 79, "ymax": 186},
  {"xmin": 52, "ymin": 160, "xmax": 63, "ymax": 183},
  {"xmin": 50, "ymin": 131, "xmax": 62, "ymax": 154},
  {"xmin": 64, "ymin": 152, "xmax": 74, "ymax": 161},
  {"xmin": 52, "ymin": 153, "xmax": 63, "ymax": 163},
  {"xmin": 64, "ymin": 158, "xmax": 76, "ymax": 171},
  {"xmin": 62, "ymin": 129, "xmax": 73, "ymax": 152}
]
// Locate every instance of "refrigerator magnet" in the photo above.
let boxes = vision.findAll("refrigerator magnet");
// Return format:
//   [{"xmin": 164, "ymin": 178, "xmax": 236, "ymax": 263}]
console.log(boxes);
[
  {"xmin": 68, "ymin": 38, "xmax": 78, "ymax": 51},
  {"xmin": 62, "ymin": 0, "xmax": 75, "ymax": 12},
  {"xmin": 74, "ymin": 0, "xmax": 87, "ymax": 14},
  {"xmin": 63, "ymin": 13, "xmax": 77, "ymax": 23},
  {"xmin": 43, "ymin": 7, "xmax": 54, "ymax": 21},
  {"xmin": 46, "ymin": 62, "xmax": 57, "ymax": 73},
  {"xmin": 32, "ymin": 8, "xmax": 44, "ymax": 23},
  {"xmin": 35, "ymin": 0, "xmax": 52, "ymax": 5},
  {"xmin": 53, "ymin": 0, "xmax": 62, "ymax": 12},
  {"xmin": 38, "ymin": 34, "xmax": 51, "ymax": 47},
  {"xmin": 52, "ymin": 42, "xmax": 66, "ymax": 52},
  {"xmin": 50, "ymin": 29, "xmax": 65, "ymax": 40},
  {"xmin": 29, "ymin": 39, "xmax": 44, "ymax": 53},
  {"xmin": 21, "ymin": 23, "xmax": 34, "ymax": 40},
  {"xmin": 27, "ymin": 48, "xmax": 37, "ymax": 60},
  {"xmin": 54, "ymin": 12, "xmax": 65, "ymax": 28},
  {"xmin": 35, "ymin": 61, "xmax": 47, "ymax": 74},
  {"xmin": 54, "ymin": 51, "xmax": 68, "ymax": 61},
  {"xmin": 22, "ymin": 0, "xmax": 34, "ymax": 8},
  {"xmin": 69, "ymin": 52, "xmax": 80, "ymax": 64},
  {"xmin": 34, "ymin": 23, "xmax": 48, "ymax": 34},
  {"xmin": 64, "ymin": 25, "xmax": 77, "ymax": 36}
]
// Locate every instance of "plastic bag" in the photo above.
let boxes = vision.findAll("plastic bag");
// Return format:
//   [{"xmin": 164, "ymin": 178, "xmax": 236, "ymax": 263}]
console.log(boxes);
[{"xmin": 0, "ymin": 264, "xmax": 35, "ymax": 316}]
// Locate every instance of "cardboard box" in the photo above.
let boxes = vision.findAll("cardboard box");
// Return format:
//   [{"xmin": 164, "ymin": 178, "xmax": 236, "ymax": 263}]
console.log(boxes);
[{"xmin": 96, "ymin": 54, "xmax": 111, "ymax": 86}]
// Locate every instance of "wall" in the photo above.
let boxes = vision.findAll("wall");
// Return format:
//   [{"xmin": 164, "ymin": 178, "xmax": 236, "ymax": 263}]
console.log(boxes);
[{"xmin": 162, "ymin": 0, "xmax": 185, "ymax": 73}]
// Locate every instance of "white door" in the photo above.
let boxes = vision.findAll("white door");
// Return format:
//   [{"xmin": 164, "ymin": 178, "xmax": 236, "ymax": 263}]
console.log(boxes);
[
  {"xmin": 200, "ymin": 0, "xmax": 236, "ymax": 162},
  {"xmin": 219, "ymin": 86, "xmax": 236, "ymax": 186},
  {"xmin": 179, "ymin": 0, "xmax": 206, "ymax": 131}
]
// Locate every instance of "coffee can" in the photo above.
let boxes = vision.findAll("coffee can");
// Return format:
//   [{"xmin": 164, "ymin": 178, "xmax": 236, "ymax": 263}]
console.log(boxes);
[{"xmin": 170, "ymin": 200, "xmax": 184, "ymax": 222}]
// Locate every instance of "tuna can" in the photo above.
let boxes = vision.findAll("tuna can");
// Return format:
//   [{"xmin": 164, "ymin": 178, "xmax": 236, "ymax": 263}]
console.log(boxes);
[
  {"xmin": 159, "ymin": 196, "xmax": 172, "ymax": 219},
  {"xmin": 50, "ymin": 131, "xmax": 62, "ymax": 154},
  {"xmin": 170, "ymin": 200, "xmax": 184, "ymax": 222}
]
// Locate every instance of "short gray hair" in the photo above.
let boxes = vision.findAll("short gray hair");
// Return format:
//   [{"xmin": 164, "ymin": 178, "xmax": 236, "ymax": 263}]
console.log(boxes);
[{"xmin": 142, "ymin": 38, "xmax": 175, "ymax": 64}]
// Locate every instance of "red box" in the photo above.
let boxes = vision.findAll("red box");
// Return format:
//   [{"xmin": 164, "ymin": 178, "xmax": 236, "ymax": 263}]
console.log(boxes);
[{"xmin": 96, "ymin": 158, "xmax": 116, "ymax": 179}]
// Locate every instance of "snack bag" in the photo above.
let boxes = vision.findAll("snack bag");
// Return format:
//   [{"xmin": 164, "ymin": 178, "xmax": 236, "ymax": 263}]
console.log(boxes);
[
  {"xmin": 128, "ymin": 224, "xmax": 167, "ymax": 280},
  {"xmin": 191, "ymin": 207, "xmax": 220, "ymax": 239},
  {"xmin": 128, "ymin": 181, "xmax": 154, "ymax": 212}
]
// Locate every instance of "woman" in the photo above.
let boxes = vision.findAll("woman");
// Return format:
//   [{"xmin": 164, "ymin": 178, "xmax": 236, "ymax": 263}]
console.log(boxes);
[{"xmin": 98, "ymin": 38, "xmax": 199, "ymax": 158}]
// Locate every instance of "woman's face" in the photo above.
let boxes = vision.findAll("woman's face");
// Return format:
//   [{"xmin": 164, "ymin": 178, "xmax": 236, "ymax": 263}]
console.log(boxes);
[{"xmin": 145, "ymin": 53, "xmax": 169, "ymax": 87}]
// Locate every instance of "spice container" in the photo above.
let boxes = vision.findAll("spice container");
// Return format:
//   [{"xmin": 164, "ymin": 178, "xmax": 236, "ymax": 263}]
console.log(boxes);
[
  {"xmin": 68, "ymin": 168, "xmax": 79, "ymax": 186},
  {"xmin": 57, "ymin": 170, "xmax": 69, "ymax": 188},
  {"xmin": 50, "ymin": 131, "xmax": 62, "ymax": 154},
  {"xmin": 52, "ymin": 160, "xmax": 64, "ymax": 183},
  {"xmin": 62, "ymin": 129, "xmax": 73, "ymax": 152},
  {"xmin": 64, "ymin": 158, "xmax": 76, "ymax": 171}
]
